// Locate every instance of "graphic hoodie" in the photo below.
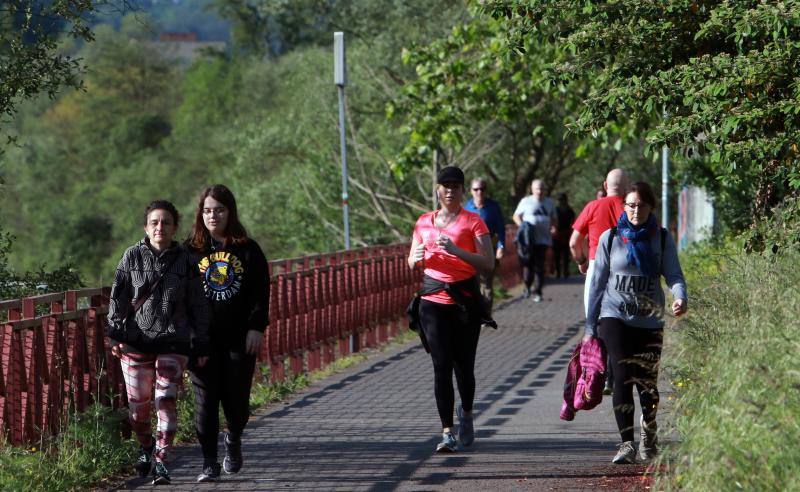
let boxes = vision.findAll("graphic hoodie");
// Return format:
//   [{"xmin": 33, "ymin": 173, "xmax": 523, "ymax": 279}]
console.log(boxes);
[
  {"xmin": 107, "ymin": 238, "xmax": 210, "ymax": 355},
  {"xmin": 585, "ymin": 227, "xmax": 687, "ymax": 336},
  {"xmin": 189, "ymin": 238, "xmax": 270, "ymax": 351}
]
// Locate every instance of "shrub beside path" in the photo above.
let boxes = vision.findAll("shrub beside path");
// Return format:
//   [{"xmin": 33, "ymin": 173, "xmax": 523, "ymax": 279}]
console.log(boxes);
[{"xmin": 117, "ymin": 278, "xmax": 654, "ymax": 491}]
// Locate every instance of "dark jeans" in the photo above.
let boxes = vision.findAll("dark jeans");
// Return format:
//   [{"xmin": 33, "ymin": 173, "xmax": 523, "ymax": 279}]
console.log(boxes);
[
  {"xmin": 420, "ymin": 299, "xmax": 482, "ymax": 429},
  {"xmin": 189, "ymin": 349, "xmax": 257, "ymax": 460},
  {"xmin": 522, "ymin": 245, "xmax": 548, "ymax": 295},
  {"xmin": 598, "ymin": 318, "xmax": 663, "ymax": 442}
]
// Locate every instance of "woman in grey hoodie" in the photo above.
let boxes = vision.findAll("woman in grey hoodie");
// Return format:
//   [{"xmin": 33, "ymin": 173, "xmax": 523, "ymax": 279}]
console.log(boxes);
[
  {"xmin": 584, "ymin": 182, "xmax": 687, "ymax": 465},
  {"xmin": 107, "ymin": 200, "xmax": 210, "ymax": 485}
]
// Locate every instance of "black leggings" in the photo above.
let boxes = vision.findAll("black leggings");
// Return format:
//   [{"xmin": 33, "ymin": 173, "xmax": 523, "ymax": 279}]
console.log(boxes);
[
  {"xmin": 189, "ymin": 349, "xmax": 257, "ymax": 460},
  {"xmin": 420, "ymin": 299, "xmax": 482, "ymax": 429},
  {"xmin": 523, "ymin": 245, "xmax": 548, "ymax": 294},
  {"xmin": 598, "ymin": 318, "xmax": 662, "ymax": 442}
]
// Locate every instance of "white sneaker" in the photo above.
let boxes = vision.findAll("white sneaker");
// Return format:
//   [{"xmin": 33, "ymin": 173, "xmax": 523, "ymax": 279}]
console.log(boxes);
[
  {"xmin": 532, "ymin": 294, "xmax": 542, "ymax": 303},
  {"xmin": 612, "ymin": 440, "xmax": 637, "ymax": 464},
  {"xmin": 638, "ymin": 415, "xmax": 658, "ymax": 461}
]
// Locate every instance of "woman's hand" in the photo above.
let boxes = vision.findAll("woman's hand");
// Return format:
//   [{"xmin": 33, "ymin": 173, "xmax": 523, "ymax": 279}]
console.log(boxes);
[
  {"xmin": 110, "ymin": 343, "xmax": 124, "ymax": 358},
  {"xmin": 411, "ymin": 242, "xmax": 425, "ymax": 263},
  {"xmin": 435, "ymin": 234, "xmax": 456, "ymax": 253},
  {"xmin": 245, "ymin": 329, "xmax": 263, "ymax": 355},
  {"xmin": 672, "ymin": 298, "xmax": 687, "ymax": 317}
]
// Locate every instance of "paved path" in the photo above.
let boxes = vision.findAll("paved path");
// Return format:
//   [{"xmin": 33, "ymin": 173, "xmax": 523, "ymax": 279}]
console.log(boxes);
[{"xmin": 118, "ymin": 278, "xmax": 654, "ymax": 491}]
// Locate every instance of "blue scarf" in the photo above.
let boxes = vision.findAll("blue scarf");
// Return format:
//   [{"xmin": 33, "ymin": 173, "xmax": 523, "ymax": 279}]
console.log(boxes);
[{"xmin": 616, "ymin": 213, "xmax": 659, "ymax": 276}]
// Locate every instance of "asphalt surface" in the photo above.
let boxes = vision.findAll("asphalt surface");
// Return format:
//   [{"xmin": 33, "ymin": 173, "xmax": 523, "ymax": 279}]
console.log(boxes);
[{"xmin": 117, "ymin": 277, "xmax": 654, "ymax": 491}]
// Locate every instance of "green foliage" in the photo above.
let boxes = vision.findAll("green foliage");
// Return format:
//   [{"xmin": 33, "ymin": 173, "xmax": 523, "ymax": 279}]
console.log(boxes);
[
  {"xmin": 481, "ymin": 0, "xmax": 800, "ymax": 224},
  {"xmin": 0, "ymin": 403, "xmax": 134, "ymax": 491},
  {"xmin": 391, "ymin": 7, "xmax": 657, "ymax": 206},
  {"xmin": 0, "ymin": 1, "xmax": 96, "ymax": 123},
  {"xmin": 660, "ymin": 229, "xmax": 800, "ymax": 490}
]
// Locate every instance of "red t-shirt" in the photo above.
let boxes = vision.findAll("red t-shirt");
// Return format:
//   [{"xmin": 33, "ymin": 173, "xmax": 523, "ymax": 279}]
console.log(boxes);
[
  {"xmin": 413, "ymin": 209, "xmax": 490, "ymax": 304},
  {"xmin": 572, "ymin": 196, "xmax": 625, "ymax": 260}
]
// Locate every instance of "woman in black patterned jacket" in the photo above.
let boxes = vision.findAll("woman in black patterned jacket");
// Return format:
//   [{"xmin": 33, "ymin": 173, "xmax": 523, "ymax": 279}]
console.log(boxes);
[{"xmin": 107, "ymin": 200, "xmax": 210, "ymax": 486}]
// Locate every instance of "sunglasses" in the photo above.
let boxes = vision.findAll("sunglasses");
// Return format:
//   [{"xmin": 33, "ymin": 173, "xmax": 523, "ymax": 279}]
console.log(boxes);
[{"xmin": 472, "ymin": 188, "xmax": 486, "ymax": 192}]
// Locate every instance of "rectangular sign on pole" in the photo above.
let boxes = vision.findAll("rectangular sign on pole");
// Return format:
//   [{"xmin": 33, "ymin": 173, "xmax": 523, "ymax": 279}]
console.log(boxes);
[{"xmin": 334, "ymin": 32, "xmax": 346, "ymax": 86}]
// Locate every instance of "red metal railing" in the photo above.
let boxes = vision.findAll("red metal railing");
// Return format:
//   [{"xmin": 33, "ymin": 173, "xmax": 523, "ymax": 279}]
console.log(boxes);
[{"xmin": 0, "ymin": 229, "xmax": 526, "ymax": 445}]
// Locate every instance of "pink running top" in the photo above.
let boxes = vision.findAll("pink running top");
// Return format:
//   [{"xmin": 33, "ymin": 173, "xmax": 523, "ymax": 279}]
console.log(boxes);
[{"xmin": 413, "ymin": 208, "xmax": 489, "ymax": 304}]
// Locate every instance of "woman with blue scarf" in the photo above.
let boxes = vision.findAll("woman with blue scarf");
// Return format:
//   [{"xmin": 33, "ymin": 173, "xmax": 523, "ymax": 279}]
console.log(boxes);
[{"xmin": 584, "ymin": 181, "xmax": 688, "ymax": 465}]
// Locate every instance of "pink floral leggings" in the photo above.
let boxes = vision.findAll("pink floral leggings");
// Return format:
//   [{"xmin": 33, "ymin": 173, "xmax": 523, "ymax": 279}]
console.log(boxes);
[{"xmin": 120, "ymin": 352, "xmax": 188, "ymax": 463}]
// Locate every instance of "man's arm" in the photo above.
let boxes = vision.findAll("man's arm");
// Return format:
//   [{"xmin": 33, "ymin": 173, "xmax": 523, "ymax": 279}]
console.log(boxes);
[{"xmin": 569, "ymin": 230, "xmax": 590, "ymax": 274}]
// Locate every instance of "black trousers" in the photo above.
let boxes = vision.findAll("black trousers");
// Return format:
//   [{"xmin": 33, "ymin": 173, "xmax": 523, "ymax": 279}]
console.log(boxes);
[
  {"xmin": 522, "ymin": 245, "xmax": 548, "ymax": 295},
  {"xmin": 553, "ymin": 243, "xmax": 571, "ymax": 278},
  {"xmin": 598, "ymin": 318, "xmax": 663, "ymax": 442},
  {"xmin": 420, "ymin": 299, "xmax": 482, "ymax": 429},
  {"xmin": 189, "ymin": 349, "xmax": 257, "ymax": 460}
]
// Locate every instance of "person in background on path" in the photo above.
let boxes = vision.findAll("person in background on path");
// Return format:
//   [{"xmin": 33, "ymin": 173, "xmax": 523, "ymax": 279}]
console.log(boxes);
[
  {"xmin": 186, "ymin": 185, "xmax": 271, "ymax": 483},
  {"xmin": 570, "ymin": 169, "xmax": 627, "ymax": 394},
  {"xmin": 107, "ymin": 200, "xmax": 210, "ymax": 486},
  {"xmin": 584, "ymin": 181, "xmax": 688, "ymax": 465},
  {"xmin": 408, "ymin": 166, "xmax": 495, "ymax": 453},
  {"xmin": 464, "ymin": 177, "xmax": 505, "ymax": 311},
  {"xmin": 553, "ymin": 193, "xmax": 576, "ymax": 278},
  {"xmin": 513, "ymin": 179, "xmax": 557, "ymax": 302}
]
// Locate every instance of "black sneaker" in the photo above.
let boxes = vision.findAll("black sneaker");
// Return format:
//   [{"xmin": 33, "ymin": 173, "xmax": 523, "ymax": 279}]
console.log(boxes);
[
  {"xmin": 152, "ymin": 461, "xmax": 171, "ymax": 485},
  {"xmin": 197, "ymin": 461, "xmax": 222, "ymax": 482},
  {"xmin": 223, "ymin": 433, "xmax": 243, "ymax": 474},
  {"xmin": 134, "ymin": 441, "xmax": 155, "ymax": 477}
]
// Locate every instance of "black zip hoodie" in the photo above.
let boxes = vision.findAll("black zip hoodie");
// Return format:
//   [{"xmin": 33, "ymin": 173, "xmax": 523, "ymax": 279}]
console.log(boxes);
[
  {"xmin": 188, "ymin": 237, "xmax": 270, "ymax": 351},
  {"xmin": 107, "ymin": 238, "xmax": 211, "ymax": 355}
]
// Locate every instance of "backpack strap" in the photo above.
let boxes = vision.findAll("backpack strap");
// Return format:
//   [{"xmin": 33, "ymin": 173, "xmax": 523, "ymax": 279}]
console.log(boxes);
[
  {"xmin": 607, "ymin": 226, "xmax": 617, "ymax": 255},
  {"xmin": 660, "ymin": 227, "xmax": 667, "ymax": 273}
]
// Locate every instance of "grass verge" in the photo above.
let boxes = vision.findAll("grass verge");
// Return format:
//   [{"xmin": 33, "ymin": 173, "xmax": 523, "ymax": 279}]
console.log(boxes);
[{"xmin": 656, "ymin": 236, "xmax": 800, "ymax": 490}]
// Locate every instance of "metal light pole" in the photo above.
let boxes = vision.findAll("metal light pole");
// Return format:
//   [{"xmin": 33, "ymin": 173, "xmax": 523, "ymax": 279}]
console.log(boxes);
[{"xmin": 334, "ymin": 32, "xmax": 351, "ymax": 250}]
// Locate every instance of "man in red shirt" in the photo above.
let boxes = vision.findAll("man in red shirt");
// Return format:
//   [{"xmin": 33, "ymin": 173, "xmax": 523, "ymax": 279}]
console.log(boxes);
[{"xmin": 569, "ymin": 168, "xmax": 628, "ymax": 313}]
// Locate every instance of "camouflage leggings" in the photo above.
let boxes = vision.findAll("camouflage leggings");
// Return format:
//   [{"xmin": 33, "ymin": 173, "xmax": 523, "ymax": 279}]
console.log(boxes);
[{"xmin": 120, "ymin": 352, "xmax": 188, "ymax": 463}]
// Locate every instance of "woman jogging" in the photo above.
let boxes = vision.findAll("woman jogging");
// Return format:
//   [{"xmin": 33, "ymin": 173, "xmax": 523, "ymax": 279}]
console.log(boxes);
[
  {"xmin": 186, "ymin": 184, "xmax": 270, "ymax": 482},
  {"xmin": 106, "ymin": 200, "xmax": 210, "ymax": 485},
  {"xmin": 408, "ymin": 166, "xmax": 495, "ymax": 453},
  {"xmin": 584, "ymin": 181, "xmax": 687, "ymax": 464}
]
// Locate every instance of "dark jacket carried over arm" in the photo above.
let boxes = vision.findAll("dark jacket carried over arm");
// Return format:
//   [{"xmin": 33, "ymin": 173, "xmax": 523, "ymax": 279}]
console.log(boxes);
[{"xmin": 406, "ymin": 274, "xmax": 497, "ymax": 352}]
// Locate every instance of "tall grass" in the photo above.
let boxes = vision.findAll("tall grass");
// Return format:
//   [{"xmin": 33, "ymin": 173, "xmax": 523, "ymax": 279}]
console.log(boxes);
[{"xmin": 658, "ymin": 232, "xmax": 800, "ymax": 490}]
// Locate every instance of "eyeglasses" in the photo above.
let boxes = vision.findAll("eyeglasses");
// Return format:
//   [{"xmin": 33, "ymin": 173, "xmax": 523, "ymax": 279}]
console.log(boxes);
[
  {"xmin": 202, "ymin": 207, "xmax": 227, "ymax": 216},
  {"xmin": 624, "ymin": 202, "xmax": 650, "ymax": 210},
  {"xmin": 472, "ymin": 188, "xmax": 486, "ymax": 192}
]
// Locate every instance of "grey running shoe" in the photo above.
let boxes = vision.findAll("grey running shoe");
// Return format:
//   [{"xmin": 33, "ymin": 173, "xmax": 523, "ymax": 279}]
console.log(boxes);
[
  {"xmin": 639, "ymin": 415, "xmax": 659, "ymax": 461},
  {"xmin": 435, "ymin": 431, "xmax": 457, "ymax": 453},
  {"xmin": 456, "ymin": 406, "xmax": 474, "ymax": 447},
  {"xmin": 223, "ymin": 433, "xmax": 243, "ymax": 474},
  {"xmin": 523, "ymin": 286, "xmax": 531, "ymax": 298},
  {"xmin": 197, "ymin": 461, "xmax": 221, "ymax": 482},
  {"xmin": 612, "ymin": 441, "xmax": 637, "ymax": 464}
]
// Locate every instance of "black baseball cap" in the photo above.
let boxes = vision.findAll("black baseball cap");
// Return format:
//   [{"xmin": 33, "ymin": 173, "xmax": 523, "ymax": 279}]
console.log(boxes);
[{"xmin": 436, "ymin": 166, "xmax": 465, "ymax": 185}]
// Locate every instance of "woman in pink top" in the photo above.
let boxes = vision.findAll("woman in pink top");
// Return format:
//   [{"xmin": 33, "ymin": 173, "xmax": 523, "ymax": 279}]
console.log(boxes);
[{"xmin": 408, "ymin": 166, "xmax": 495, "ymax": 453}]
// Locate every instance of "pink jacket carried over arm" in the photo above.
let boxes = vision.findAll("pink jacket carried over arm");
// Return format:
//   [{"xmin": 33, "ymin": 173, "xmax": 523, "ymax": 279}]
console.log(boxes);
[{"xmin": 560, "ymin": 337, "xmax": 608, "ymax": 421}]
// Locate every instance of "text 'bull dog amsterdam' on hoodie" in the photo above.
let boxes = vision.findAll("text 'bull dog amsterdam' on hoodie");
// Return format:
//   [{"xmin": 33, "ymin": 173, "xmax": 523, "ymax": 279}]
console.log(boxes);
[
  {"xmin": 188, "ymin": 237, "xmax": 270, "ymax": 352},
  {"xmin": 585, "ymin": 227, "xmax": 687, "ymax": 337},
  {"xmin": 107, "ymin": 238, "xmax": 211, "ymax": 355}
]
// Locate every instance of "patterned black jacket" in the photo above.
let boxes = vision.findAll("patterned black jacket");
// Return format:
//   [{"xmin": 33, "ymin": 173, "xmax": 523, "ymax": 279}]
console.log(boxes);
[{"xmin": 107, "ymin": 238, "xmax": 211, "ymax": 355}]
